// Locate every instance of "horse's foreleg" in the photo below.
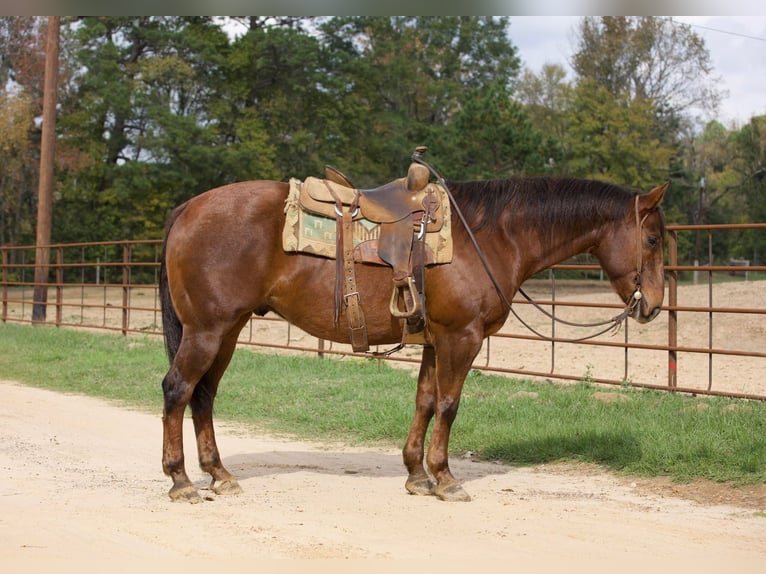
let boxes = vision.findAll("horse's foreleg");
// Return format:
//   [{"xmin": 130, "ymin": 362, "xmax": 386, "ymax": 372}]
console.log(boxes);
[
  {"xmin": 190, "ymin": 329, "xmax": 244, "ymax": 497},
  {"xmin": 426, "ymin": 334, "xmax": 483, "ymax": 502},
  {"xmin": 403, "ymin": 345, "xmax": 436, "ymax": 496}
]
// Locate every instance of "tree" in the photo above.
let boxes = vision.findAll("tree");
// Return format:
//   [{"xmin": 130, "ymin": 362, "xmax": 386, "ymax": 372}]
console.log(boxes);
[
  {"xmin": 0, "ymin": 16, "xmax": 47, "ymax": 99},
  {"xmin": 56, "ymin": 17, "xmax": 238, "ymax": 240},
  {"xmin": 319, "ymin": 16, "xmax": 523, "ymax": 182},
  {"xmin": 723, "ymin": 116, "xmax": 766, "ymax": 264},
  {"xmin": 562, "ymin": 79, "xmax": 675, "ymax": 189},
  {"xmin": 440, "ymin": 81, "xmax": 556, "ymax": 179},
  {"xmin": 516, "ymin": 63, "xmax": 572, "ymax": 145},
  {"xmin": 572, "ymin": 17, "xmax": 722, "ymax": 120},
  {"xmin": 223, "ymin": 20, "xmax": 333, "ymax": 180},
  {"xmin": 0, "ymin": 17, "xmax": 48, "ymax": 247},
  {"xmin": 549, "ymin": 16, "xmax": 730, "ymax": 202},
  {"xmin": 0, "ymin": 87, "xmax": 36, "ymax": 246}
]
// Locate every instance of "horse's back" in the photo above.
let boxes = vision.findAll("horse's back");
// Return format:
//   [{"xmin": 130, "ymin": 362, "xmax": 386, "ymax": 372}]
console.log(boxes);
[{"xmin": 173, "ymin": 180, "xmax": 287, "ymax": 224}]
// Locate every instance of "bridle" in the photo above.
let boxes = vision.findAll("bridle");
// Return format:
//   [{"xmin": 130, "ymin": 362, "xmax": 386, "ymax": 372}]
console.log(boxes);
[{"xmin": 411, "ymin": 149, "xmax": 651, "ymax": 343}]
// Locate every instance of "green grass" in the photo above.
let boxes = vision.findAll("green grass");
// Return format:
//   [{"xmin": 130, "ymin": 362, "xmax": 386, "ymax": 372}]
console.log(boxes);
[{"xmin": 1, "ymin": 322, "xmax": 765, "ymax": 485}]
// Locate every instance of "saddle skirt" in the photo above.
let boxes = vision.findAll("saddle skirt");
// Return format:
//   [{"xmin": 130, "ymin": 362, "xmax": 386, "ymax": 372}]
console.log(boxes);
[{"xmin": 282, "ymin": 177, "xmax": 453, "ymax": 267}]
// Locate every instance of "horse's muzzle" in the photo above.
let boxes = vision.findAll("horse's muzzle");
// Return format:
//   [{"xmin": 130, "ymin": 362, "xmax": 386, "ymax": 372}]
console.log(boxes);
[{"xmin": 632, "ymin": 301, "xmax": 662, "ymax": 324}]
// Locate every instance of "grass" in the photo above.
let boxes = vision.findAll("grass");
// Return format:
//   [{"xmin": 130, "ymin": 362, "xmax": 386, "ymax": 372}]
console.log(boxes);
[{"xmin": 1, "ymin": 322, "xmax": 765, "ymax": 485}]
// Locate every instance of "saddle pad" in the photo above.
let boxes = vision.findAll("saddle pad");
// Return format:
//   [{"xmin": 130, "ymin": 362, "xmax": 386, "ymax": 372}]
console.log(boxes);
[{"xmin": 283, "ymin": 178, "xmax": 453, "ymax": 265}]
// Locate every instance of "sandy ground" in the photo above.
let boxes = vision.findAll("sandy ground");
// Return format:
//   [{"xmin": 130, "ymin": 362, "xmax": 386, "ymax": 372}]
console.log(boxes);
[{"xmin": 1, "ymin": 381, "xmax": 765, "ymax": 568}]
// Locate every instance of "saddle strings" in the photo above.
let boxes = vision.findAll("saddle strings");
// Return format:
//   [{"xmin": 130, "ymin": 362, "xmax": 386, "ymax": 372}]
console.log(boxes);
[{"xmin": 411, "ymin": 151, "xmax": 645, "ymax": 344}]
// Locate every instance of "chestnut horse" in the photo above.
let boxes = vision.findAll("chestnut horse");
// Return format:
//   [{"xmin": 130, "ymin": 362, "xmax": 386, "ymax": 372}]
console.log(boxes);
[{"xmin": 159, "ymin": 175, "xmax": 667, "ymax": 503}]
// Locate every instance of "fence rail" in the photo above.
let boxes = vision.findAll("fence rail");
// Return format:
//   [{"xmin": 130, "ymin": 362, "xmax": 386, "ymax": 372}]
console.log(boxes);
[{"xmin": 2, "ymin": 223, "xmax": 765, "ymax": 400}]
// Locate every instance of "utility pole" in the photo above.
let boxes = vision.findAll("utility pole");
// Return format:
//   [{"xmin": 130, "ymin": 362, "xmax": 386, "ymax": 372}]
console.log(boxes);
[{"xmin": 32, "ymin": 16, "xmax": 60, "ymax": 323}]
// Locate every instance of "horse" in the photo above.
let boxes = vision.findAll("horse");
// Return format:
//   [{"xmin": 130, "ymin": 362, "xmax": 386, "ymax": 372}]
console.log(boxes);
[{"xmin": 159, "ymin": 172, "xmax": 667, "ymax": 503}]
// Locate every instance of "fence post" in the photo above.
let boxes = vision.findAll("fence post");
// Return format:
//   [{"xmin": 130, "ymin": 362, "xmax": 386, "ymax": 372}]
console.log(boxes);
[
  {"xmin": 318, "ymin": 338, "xmax": 325, "ymax": 360},
  {"xmin": 122, "ymin": 243, "xmax": 130, "ymax": 336},
  {"xmin": 1, "ymin": 249, "xmax": 7, "ymax": 323},
  {"xmin": 706, "ymin": 231, "xmax": 714, "ymax": 391},
  {"xmin": 549, "ymin": 268, "xmax": 556, "ymax": 373},
  {"xmin": 667, "ymin": 230, "xmax": 678, "ymax": 388},
  {"xmin": 56, "ymin": 247, "xmax": 63, "ymax": 326}
]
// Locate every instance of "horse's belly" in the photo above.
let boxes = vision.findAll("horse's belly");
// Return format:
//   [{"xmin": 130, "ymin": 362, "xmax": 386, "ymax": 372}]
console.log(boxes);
[{"xmin": 267, "ymin": 257, "xmax": 404, "ymax": 346}]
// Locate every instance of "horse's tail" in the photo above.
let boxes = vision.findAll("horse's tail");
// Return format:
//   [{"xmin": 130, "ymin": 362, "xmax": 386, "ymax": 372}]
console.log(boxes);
[{"xmin": 159, "ymin": 203, "xmax": 187, "ymax": 364}]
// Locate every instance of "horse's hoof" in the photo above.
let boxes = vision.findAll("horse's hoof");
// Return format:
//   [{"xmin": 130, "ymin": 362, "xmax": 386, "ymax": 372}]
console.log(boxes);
[
  {"xmin": 435, "ymin": 482, "xmax": 472, "ymax": 502},
  {"xmin": 211, "ymin": 478, "xmax": 243, "ymax": 496},
  {"xmin": 405, "ymin": 476, "xmax": 435, "ymax": 496},
  {"xmin": 169, "ymin": 483, "xmax": 203, "ymax": 503}
]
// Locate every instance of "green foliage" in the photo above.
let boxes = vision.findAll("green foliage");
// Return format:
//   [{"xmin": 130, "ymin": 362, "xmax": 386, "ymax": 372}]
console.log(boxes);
[
  {"xmin": 561, "ymin": 79, "xmax": 675, "ymax": 189},
  {"xmin": 319, "ymin": 16, "xmax": 524, "ymax": 183},
  {"xmin": 1, "ymin": 323, "xmax": 764, "ymax": 485},
  {"xmin": 438, "ymin": 82, "xmax": 556, "ymax": 178},
  {"xmin": 0, "ymin": 87, "xmax": 37, "ymax": 246},
  {"xmin": 571, "ymin": 17, "xmax": 721, "ymax": 118}
]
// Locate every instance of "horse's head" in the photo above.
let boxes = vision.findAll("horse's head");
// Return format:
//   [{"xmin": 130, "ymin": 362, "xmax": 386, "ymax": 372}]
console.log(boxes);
[{"xmin": 597, "ymin": 182, "xmax": 668, "ymax": 324}]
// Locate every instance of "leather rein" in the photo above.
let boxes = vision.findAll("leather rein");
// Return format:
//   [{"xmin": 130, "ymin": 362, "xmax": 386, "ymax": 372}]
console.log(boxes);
[{"xmin": 411, "ymin": 150, "xmax": 648, "ymax": 344}]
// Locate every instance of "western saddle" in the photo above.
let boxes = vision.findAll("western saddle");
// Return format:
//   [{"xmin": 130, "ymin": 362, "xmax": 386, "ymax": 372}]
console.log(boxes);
[{"xmin": 295, "ymin": 152, "xmax": 445, "ymax": 352}]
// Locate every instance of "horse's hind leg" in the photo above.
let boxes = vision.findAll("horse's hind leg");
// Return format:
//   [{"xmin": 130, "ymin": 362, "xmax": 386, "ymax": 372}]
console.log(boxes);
[
  {"xmin": 403, "ymin": 345, "xmax": 437, "ymax": 496},
  {"xmin": 162, "ymin": 331, "xmax": 223, "ymax": 503},
  {"xmin": 190, "ymin": 326, "xmax": 246, "ymax": 497}
]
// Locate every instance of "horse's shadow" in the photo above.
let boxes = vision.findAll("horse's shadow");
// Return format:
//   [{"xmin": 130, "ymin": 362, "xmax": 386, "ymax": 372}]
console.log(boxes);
[
  {"xmin": 221, "ymin": 430, "xmax": 641, "ymax": 483},
  {"xmin": 222, "ymin": 448, "xmax": 415, "ymax": 482}
]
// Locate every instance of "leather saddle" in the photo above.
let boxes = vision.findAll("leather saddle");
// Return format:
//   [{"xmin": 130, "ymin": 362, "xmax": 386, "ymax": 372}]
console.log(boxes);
[
  {"xmin": 296, "ymin": 161, "xmax": 443, "ymax": 352},
  {"xmin": 299, "ymin": 163, "xmax": 443, "ymax": 231}
]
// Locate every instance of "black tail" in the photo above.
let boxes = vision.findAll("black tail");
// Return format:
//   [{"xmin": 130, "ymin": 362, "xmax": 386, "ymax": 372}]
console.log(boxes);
[{"xmin": 159, "ymin": 204, "xmax": 187, "ymax": 363}]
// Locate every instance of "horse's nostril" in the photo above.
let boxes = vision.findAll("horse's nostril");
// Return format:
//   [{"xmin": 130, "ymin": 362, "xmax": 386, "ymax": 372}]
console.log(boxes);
[{"xmin": 633, "ymin": 302, "xmax": 661, "ymax": 323}]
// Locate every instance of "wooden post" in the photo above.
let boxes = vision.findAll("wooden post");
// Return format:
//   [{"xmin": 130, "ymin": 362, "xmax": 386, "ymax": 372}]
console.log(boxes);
[
  {"xmin": 55, "ymin": 247, "xmax": 63, "ymax": 326},
  {"xmin": 32, "ymin": 16, "xmax": 60, "ymax": 323}
]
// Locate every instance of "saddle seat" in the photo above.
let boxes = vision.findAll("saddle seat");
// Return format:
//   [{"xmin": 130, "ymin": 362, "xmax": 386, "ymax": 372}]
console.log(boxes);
[{"xmin": 299, "ymin": 162, "xmax": 442, "ymax": 229}]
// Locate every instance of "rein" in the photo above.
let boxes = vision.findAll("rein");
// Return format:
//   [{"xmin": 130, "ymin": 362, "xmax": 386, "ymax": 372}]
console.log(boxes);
[{"xmin": 410, "ymin": 149, "xmax": 646, "ymax": 343}]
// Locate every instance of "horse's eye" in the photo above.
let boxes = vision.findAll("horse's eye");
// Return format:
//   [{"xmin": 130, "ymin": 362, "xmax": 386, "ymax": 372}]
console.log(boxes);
[{"xmin": 647, "ymin": 235, "xmax": 659, "ymax": 249}]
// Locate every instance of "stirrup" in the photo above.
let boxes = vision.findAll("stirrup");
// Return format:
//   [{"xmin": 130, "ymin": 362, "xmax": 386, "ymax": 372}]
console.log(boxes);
[{"xmin": 389, "ymin": 276, "xmax": 423, "ymax": 319}]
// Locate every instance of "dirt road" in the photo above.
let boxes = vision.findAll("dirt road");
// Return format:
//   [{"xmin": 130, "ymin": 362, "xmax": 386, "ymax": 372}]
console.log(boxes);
[{"xmin": 1, "ymin": 381, "xmax": 764, "ymax": 569}]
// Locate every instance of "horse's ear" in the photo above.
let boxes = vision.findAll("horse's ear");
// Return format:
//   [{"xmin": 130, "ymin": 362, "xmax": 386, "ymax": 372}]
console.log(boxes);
[{"xmin": 639, "ymin": 181, "xmax": 669, "ymax": 211}]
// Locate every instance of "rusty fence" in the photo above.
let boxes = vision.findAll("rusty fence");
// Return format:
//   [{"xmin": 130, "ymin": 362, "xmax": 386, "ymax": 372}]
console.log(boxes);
[{"xmin": 2, "ymin": 223, "xmax": 765, "ymax": 400}]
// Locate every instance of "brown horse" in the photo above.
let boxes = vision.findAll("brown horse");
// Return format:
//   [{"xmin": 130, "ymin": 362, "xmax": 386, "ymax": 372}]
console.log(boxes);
[{"xmin": 159, "ymin": 174, "xmax": 667, "ymax": 503}]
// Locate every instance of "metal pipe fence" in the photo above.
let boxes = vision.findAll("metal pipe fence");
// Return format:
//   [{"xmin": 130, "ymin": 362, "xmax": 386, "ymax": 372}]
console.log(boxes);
[{"xmin": 2, "ymin": 223, "xmax": 765, "ymax": 400}]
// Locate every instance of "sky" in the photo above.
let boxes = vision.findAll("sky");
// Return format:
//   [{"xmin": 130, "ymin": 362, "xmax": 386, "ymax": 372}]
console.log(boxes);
[{"xmin": 507, "ymin": 16, "xmax": 766, "ymax": 127}]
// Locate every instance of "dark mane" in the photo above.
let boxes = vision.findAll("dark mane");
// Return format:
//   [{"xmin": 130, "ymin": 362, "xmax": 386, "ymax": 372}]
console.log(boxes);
[{"xmin": 445, "ymin": 177, "xmax": 639, "ymax": 236}]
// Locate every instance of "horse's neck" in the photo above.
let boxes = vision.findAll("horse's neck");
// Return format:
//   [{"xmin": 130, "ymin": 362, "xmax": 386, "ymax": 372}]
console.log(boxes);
[{"xmin": 512, "ymin": 217, "xmax": 604, "ymax": 278}]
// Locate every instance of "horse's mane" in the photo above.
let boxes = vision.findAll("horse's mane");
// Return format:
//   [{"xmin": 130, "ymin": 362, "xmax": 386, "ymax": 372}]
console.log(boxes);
[{"xmin": 445, "ymin": 177, "xmax": 639, "ymax": 236}]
